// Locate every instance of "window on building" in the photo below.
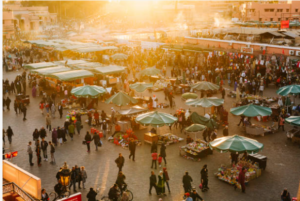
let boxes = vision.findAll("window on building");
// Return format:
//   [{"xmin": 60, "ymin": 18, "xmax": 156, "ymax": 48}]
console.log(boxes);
[
  {"xmin": 286, "ymin": 18, "xmax": 289, "ymax": 20},
  {"xmin": 270, "ymin": 9, "xmax": 274, "ymax": 12},
  {"xmin": 286, "ymin": 9, "xmax": 289, "ymax": 12},
  {"xmin": 250, "ymin": 9, "xmax": 255, "ymax": 12},
  {"xmin": 277, "ymin": 9, "xmax": 283, "ymax": 12},
  {"xmin": 265, "ymin": 9, "xmax": 270, "ymax": 12},
  {"xmin": 3, "ymin": 20, "xmax": 5, "ymax": 24},
  {"xmin": 278, "ymin": 18, "xmax": 281, "ymax": 21},
  {"xmin": 296, "ymin": 9, "xmax": 299, "ymax": 12},
  {"xmin": 270, "ymin": 18, "xmax": 273, "ymax": 21},
  {"xmin": 259, "ymin": 18, "xmax": 262, "ymax": 22}
]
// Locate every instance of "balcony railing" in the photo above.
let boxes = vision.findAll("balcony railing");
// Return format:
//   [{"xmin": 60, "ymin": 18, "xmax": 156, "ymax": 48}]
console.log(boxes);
[{"xmin": 3, "ymin": 182, "xmax": 38, "ymax": 201}]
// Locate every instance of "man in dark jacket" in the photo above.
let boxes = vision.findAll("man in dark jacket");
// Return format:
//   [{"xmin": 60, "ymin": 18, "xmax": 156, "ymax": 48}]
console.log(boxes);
[
  {"xmin": 69, "ymin": 167, "xmax": 77, "ymax": 192},
  {"xmin": 40, "ymin": 138, "xmax": 48, "ymax": 161},
  {"xmin": 223, "ymin": 126, "xmax": 229, "ymax": 136},
  {"xmin": 115, "ymin": 153, "xmax": 125, "ymax": 172},
  {"xmin": 182, "ymin": 171, "xmax": 193, "ymax": 193},
  {"xmin": 201, "ymin": 164, "xmax": 209, "ymax": 192},
  {"xmin": 86, "ymin": 188, "xmax": 97, "ymax": 201},
  {"xmin": 58, "ymin": 104, "xmax": 63, "ymax": 119},
  {"xmin": 115, "ymin": 171, "xmax": 126, "ymax": 194},
  {"xmin": 92, "ymin": 133, "xmax": 100, "ymax": 151},
  {"xmin": 6, "ymin": 97, "xmax": 11, "ymax": 110},
  {"xmin": 39, "ymin": 127, "xmax": 47, "ymax": 139},
  {"xmin": 191, "ymin": 188, "xmax": 204, "ymax": 201},
  {"xmin": 128, "ymin": 140, "xmax": 136, "ymax": 161},
  {"xmin": 149, "ymin": 171, "xmax": 158, "ymax": 195},
  {"xmin": 22, "ymin": 105, "xmax": 27, "ymax": 120}
]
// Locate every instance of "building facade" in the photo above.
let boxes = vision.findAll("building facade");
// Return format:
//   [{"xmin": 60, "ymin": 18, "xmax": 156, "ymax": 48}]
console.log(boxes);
[
  {"xmin": 3, "ymin": 2, "xmax": 57, "ymax": 39},
  {"xmin": 244, "ymin": 1, "xmax": 300, "ymax": 22}
]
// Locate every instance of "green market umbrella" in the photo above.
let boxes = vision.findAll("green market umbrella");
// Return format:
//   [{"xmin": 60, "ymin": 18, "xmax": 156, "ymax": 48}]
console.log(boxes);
[
  {"xmin": 182, "ymin": 93, "xmax": 198, "ymax": 100},
  {"xmin": 186, "ymin": 97, "xmax": 224, "ymax": 114},
  {"xmin": 140, "ymin": 67, "xmax": 160, "ymax": 77},
  {"xmin": 208, "ymin": 135, "xmax": 264, "ymax": 154},
  {"xmin": 191, "ymin": 81, "xmax": 220, "ymax": 91},
  {"xmin": 111, "ymin": 53, "xmax": 128, "ymax": 60},
  {"xmin": 186, "ymin": 97, "xmax": 224, "ymax": 107},
  {"xmin": 135, "ymin": 111, "xmax": 178, "ymax": 127},
  {"xmin": 117, "ymin": 105, "xmax": 148, "ymax": 116},
  {"xmin": 190, "ymin": 112, "xmax": 218, "ymax": 129},
  {"xmin": 129, "ymin": 82, "xmax": 153, "ymax": 93},
  {"xmin": 277, "ymin": 85, "xmax": 300, "ymax": 96},
  {"xmin": 284, "ymin": 116, "xmax": 300, "ymax": 126},
  {"xmin": 185, "ymin": 124, "xmax": 207, "ymax": 139},
  {"xmin": 230, "ymin": 104, "xmax": 272, "ymax": 117},
  {"xmin": 71, "ymin": 85, "xmax": 106, "ymax": 98},
  {"xmin": 105, "ymin": 91, "xmax": 138, "ymax": 107}
]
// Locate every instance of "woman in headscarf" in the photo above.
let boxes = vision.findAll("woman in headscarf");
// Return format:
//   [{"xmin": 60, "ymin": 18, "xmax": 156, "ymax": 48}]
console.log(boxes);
[
  {"xmin": 156, "ymin": 171, "xmax": 165, "ymax": 196},
  {"xmin": 32, "ymin": 85, "xmax": 36, "ymax": 97},
  {"xmin": 52, "ymin": 128, "xmax": 58, "ymax": 146},
  {"xmin": 51, "ymin": 103, "xmax": 56, "ymax": 118}
]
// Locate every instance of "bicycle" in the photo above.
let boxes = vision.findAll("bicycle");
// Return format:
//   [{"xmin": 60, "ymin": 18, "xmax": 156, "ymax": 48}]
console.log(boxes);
[
  {"xmin": 101, "ymin": 184, "xmax": 133, "ymax": 201},
  {"xmin": 49, "ymin": 189, "xmax": 71, "ymax": 201}
]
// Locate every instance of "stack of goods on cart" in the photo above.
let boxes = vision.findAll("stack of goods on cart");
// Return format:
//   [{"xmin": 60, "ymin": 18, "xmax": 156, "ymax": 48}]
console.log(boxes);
[
  {"xmin": 108, "ymin": 129, "xmax": 141, "ymax": 149},
  {"xmin": 215, "ymin": 160, "xmax": 261, "ymax": 188},
  {"xmin": 179, "ymin": 140, "xmax": 211, "ymax": 162},
  {"xmin": 152, "ymin": 80, "xmax": 170, "ymax": 91},
  {"xmin": 176, "ymin": 108, "xmax": 186, "ymax": 116},
  {"xmin": 90, "ymin": 127, "xmax": 103, "ymax": 138},
  {"xmin": 62, "ymin": 95, "xmax": 80, "ymax": 109},
  {"xmin": 158, "ymin": 133, "xmax": 184, "ymax": 145}
]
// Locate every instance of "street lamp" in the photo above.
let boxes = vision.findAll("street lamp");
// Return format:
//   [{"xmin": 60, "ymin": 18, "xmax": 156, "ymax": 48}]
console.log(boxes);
[{"xmin": 58, "ymin": 168, "xmax": 71, "ymax": 192}]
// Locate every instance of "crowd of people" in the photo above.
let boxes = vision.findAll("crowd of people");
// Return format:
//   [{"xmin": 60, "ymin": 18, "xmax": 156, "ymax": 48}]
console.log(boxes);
[{"xmin": 3, "ymin": 35, "xmax": 299, "ymax": 201}]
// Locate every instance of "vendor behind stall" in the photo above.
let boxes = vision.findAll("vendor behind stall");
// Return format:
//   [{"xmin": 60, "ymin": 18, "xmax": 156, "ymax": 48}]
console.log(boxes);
[{"xmin": 150, "ymin": 128, "xmax": 157, "ymax": 134}]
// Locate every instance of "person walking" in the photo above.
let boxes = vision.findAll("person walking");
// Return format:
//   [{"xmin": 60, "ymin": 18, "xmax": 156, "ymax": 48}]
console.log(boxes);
[
  {"xmin": 51, "ymin": 103, "xmax": 56, "ymax": 118},
  {"xmin": 33, "ymin": 128, "xmax": 40, "ymax": 141},
  {"xmin": 27, "ymin": 141, "xmax": 34, "ymax": 166},
  {"xmin": 52, "ymin": 128, "xmax": 58, "ymax": 146},
  {"xmin": 22, "ymin": 105, "xmax": 27, "ymax": 120},
  {"xmin": 86, "ymin": 188, "xmax": 97, "ymax": 201},
  {"xmin": 160, "ymin": 143, "xmax": 167, "ymax": 165},
  {"xmin": 81, "ymin": 166, "xmax": 87, "ymax": 189},
  {"xmin": 94, "ymin": 110, "xmax": 100, "ymax": 126},
  {"xmin": 115, "ymin": 171, "xmax": 126, "ymax": 195},
  {"xmin": 128, "ymin": 139, "xmax": 136, "ymax": 161},
  {"xmin": 102, "ymin": 120, "xmax": 107, "ymax": 138},
  {"xmin": 40, "ymin": 101, "xmax": 44, "ymax": 115},
  {"xmin": 14, "ymin": 100, "xmax": 18, "ymax": 114},
  {"xmin": 75, "ymin": 165, "xmax": 82, "ymax": 189},
  {"xmin": 49, "ymin": 141, "xmax": 55, "ymax": 164},
  {"xmin": 68, "ymin": 123, "xmax": 75, "ymax": 141},
  {"xmin": 151, "ymin": 149, "xmax": 158, "ymax": 169},
  {"xmin": 41, "ymin": 138, "xmax": 48, "ymax": 161},
  {"xmin": 46, "ymin": 114, "xmax": 51, "ymax": 132},
  {"xmin": 6, "ymin": 126, "xmax": 13, "ymax": 144},
  {"xmin": 149, "ymin": 171, "xmax": 158, "ymax": 195},
  {"xmin": 115, "ymin": 153, "xmax": 125, "ymax": 172},
  {"xmin": 163, "ymin": 167, "xmax": 171, "ymax": 193},
  {"xmin": 235, "ymin": 167, "xmax": 246, "ymax": 193},
  {"xmin": 58, "ymin": 103, "xmax": 63, "ymax": 119},
  {"xmin": 182, "ymin": 172, "xmax": 193, "ymax": 193},
  {"xmin": 281, "ymin": 188, "xmax": 291, "ymax": 201},
  {"xmin": 39, "ymin": 127, "xmax": 47, "ymax": 139},
  {"xmin": 223, "ymin": 126, "xmax": 229, "ymax": 136},
  {"xmin": 41, "ymin": 189, "xmax": 49, "ymax": 201},
  {"xmin": 111, "ymin": 107, "xmax": 116, "ymax": 124},
  {"xmin": 92, "ymin": 133, "xmax": 100, "ymax": 151},
  {"xmin": 69, "ymin": 167, "xmax": 77, "ymax": 192},
  {"xmin": 6, "ymin": 97, "xmax": 11, "ymax": 110},
  {"xmin": 85, "ymin": 132, "xmax": 92, "ymax": 152},
  {"xmin": 279, "ymin": 115, "xmax": 285, "ymax": 131},
  {"xmin": 201, "ymin": 164, "xmax": 209, "ymax": 192},
  {"xmin": 75, "ymin": 119, "xmax": 81, "ymax": 135},
  {"xmin": 222, "ymin": 88, "xmax": 226, "ymax": 99},
  {"xmin": 36, "ymin": 144, "xmax": 42, "ymax": 167},
  {"xmin": 3, "ymin": 129, "xmax": 6, "ymax": 145},
  {"xmin": 157, "ymin": 171, "xmax": 166, "ymax": 196}
]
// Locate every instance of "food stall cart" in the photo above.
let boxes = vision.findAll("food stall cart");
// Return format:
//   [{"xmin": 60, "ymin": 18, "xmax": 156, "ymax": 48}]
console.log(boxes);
[
  {"xmin": 144, "ymin": 132, "xmax": 158, "ymax": 144},
  {"xmin": 179, "ymin": 140, "xmax": 212, "ymax": 161},
  {"xmin": 92, "ymin": 65, "xmax": 125, "ymax": 86},
  {"xmin": 157, "ymin": 133, "xmax": 184, "ymax": 145}
]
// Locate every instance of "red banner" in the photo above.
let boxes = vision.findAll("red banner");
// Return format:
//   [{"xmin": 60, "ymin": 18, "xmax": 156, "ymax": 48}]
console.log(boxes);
[
  {"xmin": 57, "ymin": 193, "xmax": 81, "ymax": 201},
  {"xmin": 281, "ymin": 20, "xmax": 289, "ymax": 29}
]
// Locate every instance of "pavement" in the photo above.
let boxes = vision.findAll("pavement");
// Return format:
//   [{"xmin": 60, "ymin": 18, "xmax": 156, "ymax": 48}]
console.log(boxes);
[{"xmin": 3, "ymin": 67, "xmax": 300, "ymax": 201}]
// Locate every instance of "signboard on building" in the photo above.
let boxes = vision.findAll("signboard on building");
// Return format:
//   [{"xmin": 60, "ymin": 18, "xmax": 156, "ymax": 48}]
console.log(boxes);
[
  {"xmin": 281, "ymin": 20, "xmax": 290, "ymax": 29},
  {"xmin": 241, "ymin": 47, "xmax": 253, "ymax": 54},
  {"xmin": 57, "ymin": 193, "xmax": 82, "ymax": 201}
]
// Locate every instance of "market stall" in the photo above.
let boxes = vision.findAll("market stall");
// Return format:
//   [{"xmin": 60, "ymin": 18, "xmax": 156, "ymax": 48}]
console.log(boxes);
[
  {"xmin": 46, "ymin": 70, "xmax": 95, "ymax": 88},
  {"xmin": 285, "ymin": 116, "xmax": 300, "ymax": 144},
  {"xmin": 179, "ymin": 140, "xmax": 212, "ymax": 162},
  {"xmin": 31, "ymin": 66, "xmax": 71, "ymax": 75},
  {"xmin": 108, "ymin": 129, "xmax": 142, "ymax": 149},
  {"xmin": 157, "ymin": 133, "xmax": 184, "ymax": 145},
  {"xmin": 105, "ymin": 91, "xmax": 138, "ymax": 107},
  {"xmin": 24, "ymin": 62, "xmax": 58, "ymax": 70},
  {"xmin": 92, "ymin": 65, "xmax": 126, "ymax": 86}
]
